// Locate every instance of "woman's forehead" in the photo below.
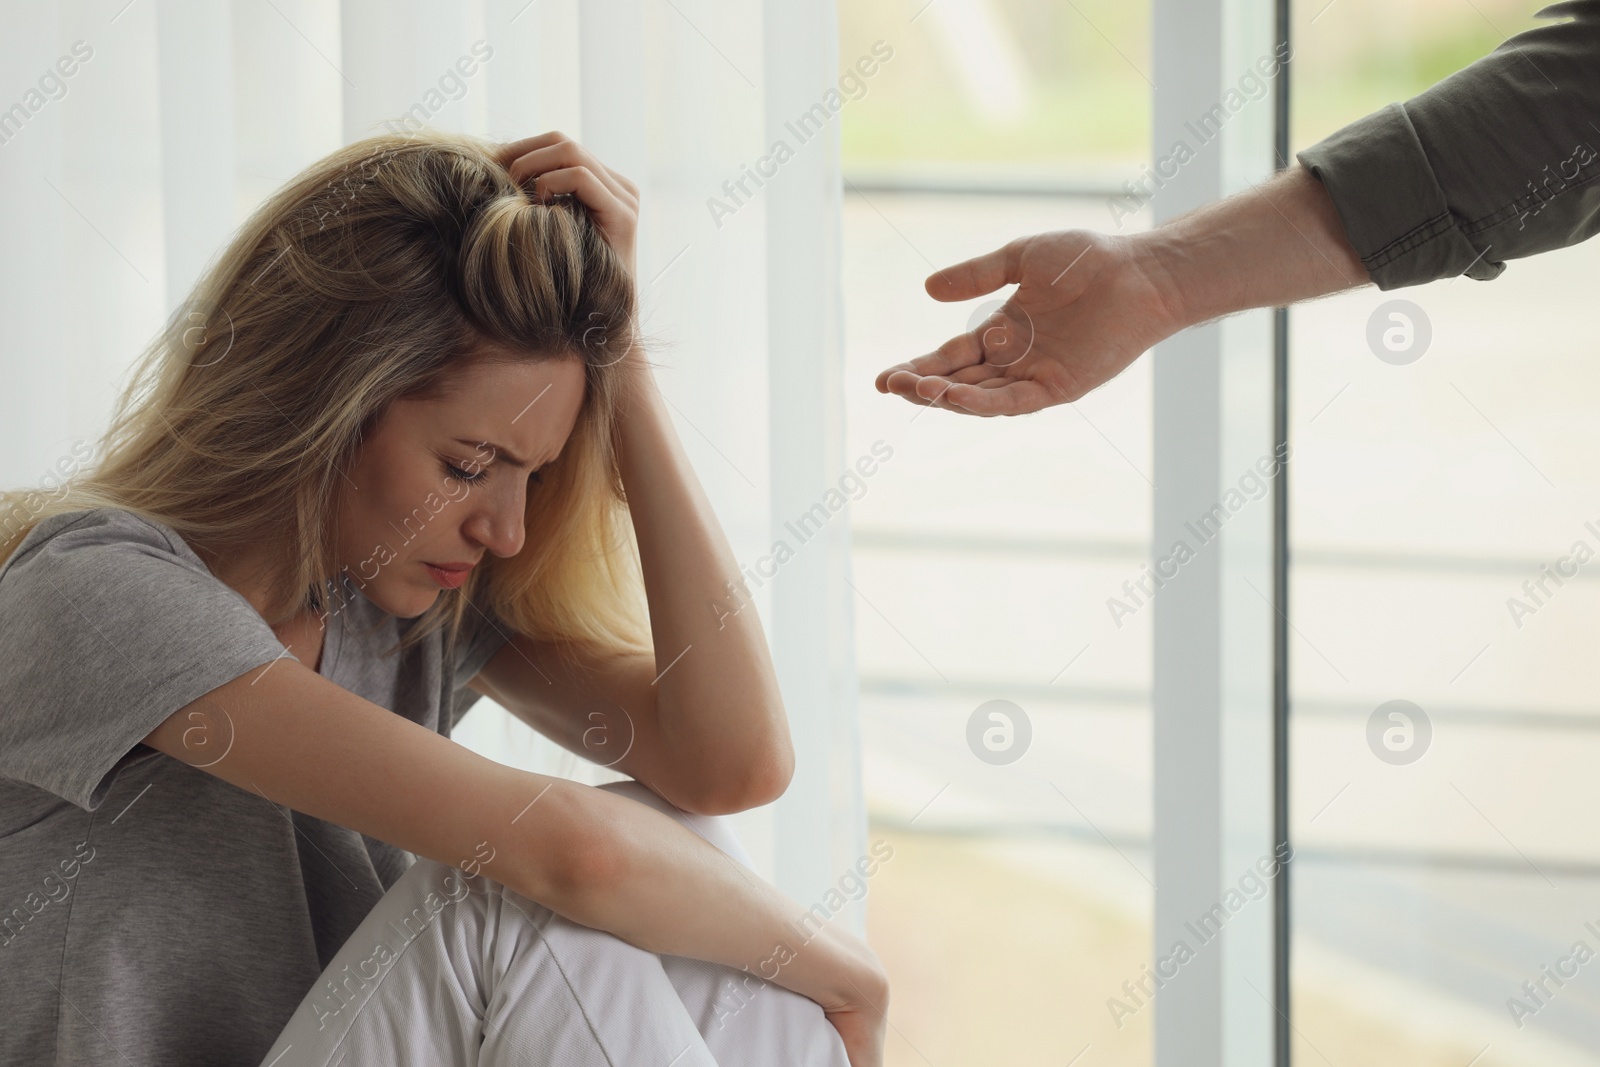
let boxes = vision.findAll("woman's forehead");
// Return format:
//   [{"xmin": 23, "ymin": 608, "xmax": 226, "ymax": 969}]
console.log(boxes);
[{"xmin": 417, "ymin": 358, "xmax": 585, "ymax": 453}]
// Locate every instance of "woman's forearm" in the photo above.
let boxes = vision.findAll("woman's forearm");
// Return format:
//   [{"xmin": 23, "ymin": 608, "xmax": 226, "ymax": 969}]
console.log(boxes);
[
  {"xmin": 518, "ymin": 778, "xmax": 882, "ymax": 1012},
  {"xmin": 610, "ymin": 349, "xmax": 794, "ymax": 808}
]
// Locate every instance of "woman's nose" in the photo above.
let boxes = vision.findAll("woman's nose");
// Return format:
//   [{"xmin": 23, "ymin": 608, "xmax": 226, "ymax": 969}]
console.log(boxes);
[{"xmin": 463, "ymin": 493, "xmax": 526, "ymax": 558}]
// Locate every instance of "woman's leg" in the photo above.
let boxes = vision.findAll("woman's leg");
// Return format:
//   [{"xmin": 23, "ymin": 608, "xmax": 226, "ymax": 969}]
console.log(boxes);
[
  {"xmin": 256, "ymin": 780, "xmax": 849, "ymax": 1067},
  {"xmin": 256, "ymin": 847, "xmax": 718, "ymax": 1067},
  {"xmin": 595, "ymin": 780, "xmax": 851, "ymax": 1067}
]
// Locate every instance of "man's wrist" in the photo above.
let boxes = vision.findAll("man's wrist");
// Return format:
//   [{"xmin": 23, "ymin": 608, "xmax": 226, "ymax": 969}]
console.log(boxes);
[
  {"xmin": 1125, "ymin": 227, "xmax": 1205, "ymax": 340},
  {"xmin": 1126, "ymin": 165, "xmax": 1369, "ymax": 336}
]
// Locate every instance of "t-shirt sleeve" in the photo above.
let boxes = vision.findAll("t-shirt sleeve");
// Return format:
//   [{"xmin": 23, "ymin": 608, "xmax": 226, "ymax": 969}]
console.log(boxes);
[
  {"xmin": 0, "ymin": 511, "xmax": 292, "ymax": 811},
  {"xmin": 446, "ymin": 599, "xmax": 513, "ymax": 733}
]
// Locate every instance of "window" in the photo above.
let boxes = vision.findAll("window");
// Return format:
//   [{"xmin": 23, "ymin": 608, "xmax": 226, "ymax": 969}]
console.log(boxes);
[
  {"xmin": 841, "ymin": 1, "xmax": 1155, "ymax": 1062},
  {"xmin": 1288, "ymin": 2, "xmax": 1600, "ymax": 1064}
]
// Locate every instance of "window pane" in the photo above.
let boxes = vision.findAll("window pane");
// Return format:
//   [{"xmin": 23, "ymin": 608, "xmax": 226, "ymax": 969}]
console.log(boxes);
[
  {"xmin": 842, "ymin": 2, "xmax": 1153, "ymax": 1063},
  {"xmin": 1288, "ymin": 3, "xmax": 1600, "ymax": 1064},
  {"xmin": 841, "ymin": 0, "xmax": 1150, "ymax": 185}
]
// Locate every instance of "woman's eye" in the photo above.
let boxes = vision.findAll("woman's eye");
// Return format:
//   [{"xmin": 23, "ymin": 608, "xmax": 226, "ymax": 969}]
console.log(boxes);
[
  {"xmin": 445, "ymin": 461, "xmax": 488, "ymax": 484},
  {"xmin": 529, "ymin": 468, "xmax": 544, "ymax": 485}
]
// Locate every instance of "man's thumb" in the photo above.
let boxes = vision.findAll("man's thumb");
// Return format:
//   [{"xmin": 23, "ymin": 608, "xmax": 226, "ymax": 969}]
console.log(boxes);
[{"xmin": 925, "ymin": 240, "xmax": 1022, "ymax": 302}]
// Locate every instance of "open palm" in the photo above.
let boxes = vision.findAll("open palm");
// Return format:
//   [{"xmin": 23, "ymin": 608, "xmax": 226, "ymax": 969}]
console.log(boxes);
[{"xmin": 875, "ymin": 230, "xmax": 1180, "ymax": 418}]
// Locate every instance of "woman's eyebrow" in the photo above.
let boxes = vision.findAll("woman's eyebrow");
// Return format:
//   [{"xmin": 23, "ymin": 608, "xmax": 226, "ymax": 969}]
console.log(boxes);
[{"xmin": 454, "ymin": 437, "xmax": 538, "ymax": 469}]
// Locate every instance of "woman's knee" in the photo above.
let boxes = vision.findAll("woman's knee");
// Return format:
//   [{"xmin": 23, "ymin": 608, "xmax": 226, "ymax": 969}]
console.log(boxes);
[{"xmin": 596, "ymin": 779, "xmax": 755, "ymax": 870}]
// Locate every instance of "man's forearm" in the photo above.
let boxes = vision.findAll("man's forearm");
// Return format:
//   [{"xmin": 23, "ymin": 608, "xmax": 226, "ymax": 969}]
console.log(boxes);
[{"xmin": 1134, "ymin": 165, "xmax": 1370, "ymax": 334}]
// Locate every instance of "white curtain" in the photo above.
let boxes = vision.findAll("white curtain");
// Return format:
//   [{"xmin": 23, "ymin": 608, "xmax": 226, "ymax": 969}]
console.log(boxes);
[{"xmin": 0, "ymin": 0, "xmax": 865, "ymax": 925}]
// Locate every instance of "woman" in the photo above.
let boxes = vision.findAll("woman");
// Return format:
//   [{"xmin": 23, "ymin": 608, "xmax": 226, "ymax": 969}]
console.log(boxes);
[{"xmin": 0, "ymin": 129, "xmax": 887, "ymax": 1066}]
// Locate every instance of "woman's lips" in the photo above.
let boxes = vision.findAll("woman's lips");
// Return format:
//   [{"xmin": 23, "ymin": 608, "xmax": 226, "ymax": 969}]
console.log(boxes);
[{"xmin": 423, "ymin": 562, "xmax": 474, "ymax": 589}]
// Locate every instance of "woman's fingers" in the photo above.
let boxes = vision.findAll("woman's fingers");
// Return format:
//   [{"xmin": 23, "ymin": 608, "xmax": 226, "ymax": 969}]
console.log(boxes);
[
  {"xmin": 529, "ymin": 166, "xmax": 636, "ymax": 253},
  {"xmin": 495, "ymin": 131, "xmax": 567, "ymax": 173},
  {"xmin": 496, "ymin": 135, "xmax": 641, "ymax": 273},
  {"xmin": 496, "ymin": 130, "xmax": 563, "ymax": 156},
  {"xmin": 531, "ymin": 165, "xmax": 624, "ymax": 214},
  {"xmin": 499, "ymin": 133, "xmax": 637, "ymax": 209},
  {"xmin": 512, "ymin": 143, "xmax": 637, "ymax": 209},
  {"xmin": 826, "ymin": 1008, "xmax": 886, "ymax": 1067}
]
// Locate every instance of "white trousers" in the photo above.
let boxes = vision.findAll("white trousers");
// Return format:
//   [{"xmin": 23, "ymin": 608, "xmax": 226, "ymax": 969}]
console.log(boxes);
[{"xmin": 256, "ymin": 780, "xmax": 850, "ymax": 1067}]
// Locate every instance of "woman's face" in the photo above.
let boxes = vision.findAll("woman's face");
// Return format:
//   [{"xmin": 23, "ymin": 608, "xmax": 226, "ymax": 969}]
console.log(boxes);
[{"xmin": 335, "ymin": 351, "xmax": 587, "ymax": 619}]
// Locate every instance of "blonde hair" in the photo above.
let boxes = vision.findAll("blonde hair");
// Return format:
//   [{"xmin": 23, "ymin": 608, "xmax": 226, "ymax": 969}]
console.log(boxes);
[{"xmin": 0, "ymin": 128, "xmax": 650, "ymax": 663}]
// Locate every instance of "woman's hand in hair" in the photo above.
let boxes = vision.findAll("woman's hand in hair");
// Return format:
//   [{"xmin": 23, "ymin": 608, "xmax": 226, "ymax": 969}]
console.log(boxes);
[{"xmin": 496, "ymin": 132, "xmax": 640, "ymax": 278}]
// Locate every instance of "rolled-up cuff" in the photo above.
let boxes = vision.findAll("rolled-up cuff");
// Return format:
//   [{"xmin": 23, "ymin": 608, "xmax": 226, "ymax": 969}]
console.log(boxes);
[{"xmin": 1296, "ymin": 103, "xmax": 1504, "ymax": 289}]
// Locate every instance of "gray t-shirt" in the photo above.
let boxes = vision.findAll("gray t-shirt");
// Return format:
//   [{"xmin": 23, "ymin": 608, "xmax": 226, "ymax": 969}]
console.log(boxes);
[{"xmin": 0, "ymin": 507, "xmax": 510, "ymax": 1065}]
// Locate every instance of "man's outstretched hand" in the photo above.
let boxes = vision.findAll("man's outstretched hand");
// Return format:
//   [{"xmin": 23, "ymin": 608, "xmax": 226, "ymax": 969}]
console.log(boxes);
[
  {"xmin": 874, "ymin": 166, "xmax": 1370, "ymax": 418},
  {"xmin": 873, "ymin": 231, "xmax": 1182, "ymax": 417}
]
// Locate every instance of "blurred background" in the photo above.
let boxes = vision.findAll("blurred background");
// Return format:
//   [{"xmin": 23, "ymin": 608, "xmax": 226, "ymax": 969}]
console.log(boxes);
[{"xmin": 835, "ymin": 0, "xmax": 1600, "ymax": 1065}]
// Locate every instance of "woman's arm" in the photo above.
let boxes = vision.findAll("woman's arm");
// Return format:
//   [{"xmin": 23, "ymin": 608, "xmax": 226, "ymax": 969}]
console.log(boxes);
[
  {"xmin": 140, "ymin": 663, "xmax": 884, "ymax": 1024},
  {"xmin": 469, "ymin": 352, "xmax": 793, "ymax": 816},
  {"xmin": 475, "ymin": 133, "xmax": 794, "ymax": 816}
]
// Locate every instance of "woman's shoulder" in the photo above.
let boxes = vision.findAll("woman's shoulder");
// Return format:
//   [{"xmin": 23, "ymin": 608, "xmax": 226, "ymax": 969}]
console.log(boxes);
[
  {"xmin": 0, "ymin": 505, "xmax": 291, "ymax": 813},
  {"xmin": 0, "ymin": 501, "xmax": 285, "ymax": 698},
  {"xmin": 0, "ymin": 505, "xmax": 235, "ymax": 625},
  {"xmin": 2, "ymin": 505, "xmax": 199, "ymax": 577},
  {"xmin": 12, "ymin": 504, "xmax": 186, "ymax": 552}
]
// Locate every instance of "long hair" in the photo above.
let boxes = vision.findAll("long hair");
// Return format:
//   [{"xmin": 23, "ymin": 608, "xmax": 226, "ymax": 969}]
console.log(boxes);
[{"xmin": 0, "ymin": 128, "xmax": 650, "ymax": 664}]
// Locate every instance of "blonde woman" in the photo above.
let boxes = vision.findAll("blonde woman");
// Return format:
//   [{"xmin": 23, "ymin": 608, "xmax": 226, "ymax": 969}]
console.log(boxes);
[{"xmin": 0, "ymin": 130, "xmax": 887, "ymax": 1067}]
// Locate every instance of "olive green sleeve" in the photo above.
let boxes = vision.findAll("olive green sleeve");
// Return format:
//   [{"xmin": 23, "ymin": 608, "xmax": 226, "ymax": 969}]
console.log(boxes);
[{"xmin": 1295, "ymin": 0, "xmax": 1600, "ymax": 289}]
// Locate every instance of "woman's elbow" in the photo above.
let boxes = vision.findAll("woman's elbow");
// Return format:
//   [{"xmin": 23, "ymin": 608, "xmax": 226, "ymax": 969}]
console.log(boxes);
[
  {"xmin": 738, "ymin": 742, "xmax": 796, "ymax": 810},
  {"xmin": 685, "ymin": 734, "xmax": 794, "ymax": 815}
]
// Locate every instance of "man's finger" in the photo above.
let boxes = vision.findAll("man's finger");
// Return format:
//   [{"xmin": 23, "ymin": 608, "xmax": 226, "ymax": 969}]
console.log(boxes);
[
  {"xmin": 873, "ymin": 332, "xmax": 985, "ymax": 393},
  {"xmin": 941, "ymin": 378, "xmax": 1055, "ymax": 417},
  {"xmin": 879, "ymin": 368, "xmax": 931, "ymax": 399},
  {"xmin": 905, "ymin": 376, "xmax": 967, "ymax": 413},
  {"xmin": 876, "ymin": 367, "xmax": 915, "ymax": 396},
  {"xmin": 885, "ymin": 373, "xmax": 996, "ymax": 416},
  {"xmin": 879, "ymin": 370, "xmax": 960, "ymax": 412},
  {"xmin": 946, "ymin": 362, "xmax": 1007, "ymax": 385},
  {"xmin": 924, "ymin": 240, "xmax": 1022, "ymax": 303}
]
